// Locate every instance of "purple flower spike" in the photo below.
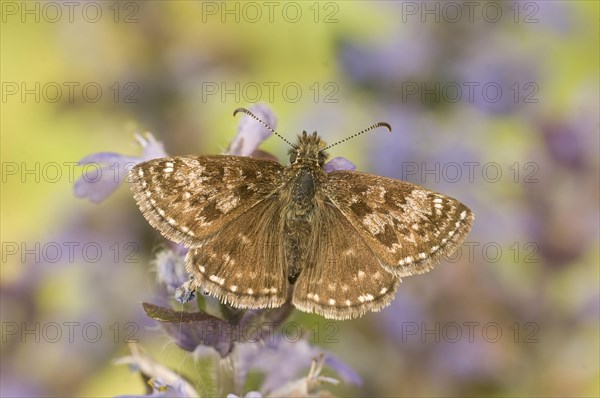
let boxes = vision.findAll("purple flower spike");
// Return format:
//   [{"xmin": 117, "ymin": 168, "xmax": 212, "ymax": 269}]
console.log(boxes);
[
  {"xmin": 227, "ymin": 103, "xmax": 277, "ymax": 156},
  {"xmin": 74, "ymin": 132, "xmax": 167, "ymax": 203},
  {"xmin": 323, "ymin": 157, "xmax": 356, "ymax": 173}
]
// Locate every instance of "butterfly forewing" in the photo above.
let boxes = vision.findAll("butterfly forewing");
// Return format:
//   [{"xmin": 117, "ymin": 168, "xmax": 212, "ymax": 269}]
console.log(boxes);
[
  {"xmin": 292, "ymin": 204, "xmax": 400, "ymax": 320},
  {"xmin": 129, "ymin": 155, "xmax": 283, "ymax": 247},
  {"xmin": 185, "ymin": 197, "xmax": 288, "ymax": 308},
  {"xmin": 324, "ymin": 171, "xmax": 474, "ymax": 277}
]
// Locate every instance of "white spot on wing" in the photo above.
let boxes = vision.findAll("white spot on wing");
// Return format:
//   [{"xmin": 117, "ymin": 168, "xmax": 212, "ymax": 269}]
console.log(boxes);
[{"xmin": 209, "ymin": 275, "xmax": 224, "ymax": 285}]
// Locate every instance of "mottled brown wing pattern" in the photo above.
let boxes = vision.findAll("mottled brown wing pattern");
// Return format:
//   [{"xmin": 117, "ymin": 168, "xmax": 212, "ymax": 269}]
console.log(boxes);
[
  {"xmin": 185, "ymin": 197, "xmax": 288, "ymax": 308},
  {"xmin": 129, "ymin": 155, "xmax": 283, "ymax": 247},
  {"xmin": 292, "ymin": 203, "xmax": 400, "ymax": 320},
  {"xmin": 325, "ymin": 171, "xmax": 474, "ymax": 277}
]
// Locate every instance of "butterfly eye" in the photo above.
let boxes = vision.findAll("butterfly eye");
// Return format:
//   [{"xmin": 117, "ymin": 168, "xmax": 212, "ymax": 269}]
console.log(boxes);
[
  {"xmin": 318, "ymin": 152, "xmax": 326, "ymax": 167},
  {"xmin": 290, "ymin": 151, "xmax": 298, "ymax": 163}
]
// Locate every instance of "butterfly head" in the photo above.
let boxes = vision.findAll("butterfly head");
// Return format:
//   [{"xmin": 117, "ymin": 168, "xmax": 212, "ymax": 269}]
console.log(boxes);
[{"xmin": 289, "ymin": 131, "xmax": 328, "ymax": 168}]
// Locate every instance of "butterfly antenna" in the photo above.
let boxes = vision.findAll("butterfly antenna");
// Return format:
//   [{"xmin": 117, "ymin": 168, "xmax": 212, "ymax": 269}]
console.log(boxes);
[
  {"xmin": 233, "ymin": 107, "xmax": 297, "ymax": 149},
  {"xmin": 322, "ymin": 121, "xmax": 392, "ymax": 151}
]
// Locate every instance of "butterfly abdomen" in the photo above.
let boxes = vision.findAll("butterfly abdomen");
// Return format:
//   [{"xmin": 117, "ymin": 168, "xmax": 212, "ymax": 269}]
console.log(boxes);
[{"xmin": 281, "ymin": 167, "xmax": 322, "ymax": 284}]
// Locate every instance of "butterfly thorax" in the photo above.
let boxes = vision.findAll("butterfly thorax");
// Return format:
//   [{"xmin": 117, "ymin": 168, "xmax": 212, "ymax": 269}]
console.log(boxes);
[
  {"xmin": 281, "ymin": 131, "xmax": 328, "ymax": 283},
  {"xmin": 282, "ymin": 131, "xmax": 328, "ymax": 215}
]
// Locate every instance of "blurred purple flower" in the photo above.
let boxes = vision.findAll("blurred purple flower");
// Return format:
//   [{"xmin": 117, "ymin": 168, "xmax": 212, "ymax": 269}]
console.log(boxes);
[
  {"xmin": 323, "ymin": 157, "xmax": 356, "ymax": 173},
  {"xmin": 115, "ymin": 343, "xmax": 199, "ymax": 398},
  {"xmin": 323, "ymin": 354, "xmax": 363, "ymax": 386},
  {"xmin": 525, "ymin": 1, "xmax": 573, "ymax": 34},
  {"xmin": 74, "ymin": 133, "xmax": 167, "ymax": 203},
  {"xmin": 226, "ymin": 392, "xmax": 262, "ymax": 398},
  {"xmin": 524, "ymin": 105, "xmax": 600, "ymax": 268},
  {"xmin": 236, "ymin": 336, "xmax": 361, "ymax": 395},
  {"xmin": 451, "ymin": 34, "xmax": 539, "ymax": 115},
  {"xmin": 542, "ymin": 121, "xmax": 587, "ymax": 170},
  {"xmin": 433, "ymin": 339, "xmax": 505, "ymax": 382},
  {"xmin": 226, "ymin": 103, "xmax": 276, "ymax": 157},
  {"xmin": 337, "ymin": 30, "xmax": 436, "ymax": 91},
  {"xmin": 153, "ymin": 245, "xmax": 189, "ymax": 293},
  {"xmin": 267, "ymin": 354, "xmax": 342, "ymax": 398}
]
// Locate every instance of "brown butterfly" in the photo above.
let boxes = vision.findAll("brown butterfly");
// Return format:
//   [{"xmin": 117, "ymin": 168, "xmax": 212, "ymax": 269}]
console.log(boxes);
[{"xmin": 129, "ymin": 108, "xmax": 474, "ymax": 320}]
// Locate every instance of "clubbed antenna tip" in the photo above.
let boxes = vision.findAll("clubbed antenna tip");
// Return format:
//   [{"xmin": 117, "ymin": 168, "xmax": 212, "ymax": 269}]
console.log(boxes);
[
  {"xmin": 233, "ymin": 107, "xmax": 297, "ymax": 149},
  {"xmin": 322, "ymin": 121, "xmax": 392, "ymax": 151}
]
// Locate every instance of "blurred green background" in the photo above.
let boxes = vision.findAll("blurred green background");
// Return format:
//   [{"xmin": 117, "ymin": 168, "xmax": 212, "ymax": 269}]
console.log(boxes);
[{"xmin": 1, "ymin": 1, "xmax": 598, "ymax": 396}]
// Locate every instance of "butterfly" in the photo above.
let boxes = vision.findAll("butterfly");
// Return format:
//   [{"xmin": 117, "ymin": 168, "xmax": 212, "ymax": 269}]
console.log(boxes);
[{"xmin": 129, "ymin": 108, "xmax": 474, "ymax": 320}]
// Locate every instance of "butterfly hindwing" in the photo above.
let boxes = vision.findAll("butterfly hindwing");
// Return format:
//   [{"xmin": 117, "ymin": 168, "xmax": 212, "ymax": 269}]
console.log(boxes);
[
  {"xmin": 292, "ymin": 203, "xmax": 400, "ymax": 320},
  {"xmin": 185, "ymin": 197, "xmax": 288, "ymax": 308},
  {"xmin": 129, "ymin": 155, "xmax": 284, "ymax": 247},
  {"xmin": 324, "ymin": 171, "xmax": 474, "ymax": 277}
]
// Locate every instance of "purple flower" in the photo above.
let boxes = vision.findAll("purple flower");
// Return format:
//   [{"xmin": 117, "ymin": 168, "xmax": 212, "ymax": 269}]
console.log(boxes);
[
  {"xmin": 74, "ymin": 133, "xmax": 167, "ymax": 203},
  {"xmin": 323, "ymin": 157, "xmax": 356, "ymax": 173},
  {"xmin": 451, "ymin": 33, "xmax": 539, "ymax": 115},
  {"xmin": 153, "ymin": 245, "xmax": 189, "ymax": 293},
  {"xmin": 236, "ymin": 336, "xmax": 361, "ymax": 395},
  {"xmin": 337, "ymin": 30, "xmax": 436, "ymax": 91},
  {"xmin": 542, "ymin": 121, "xmax": 587, "ymax": 170},
  {"xmin": 226, "ymin": 103, "xmax": 277, "ymax": 157},
  {"xmin": 525, "ymin": 1, "xmax": 573, "ymax": 34},
  {"xmin": 227, "ymin": 393, "xmax": 262, "ymax": 398}
]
